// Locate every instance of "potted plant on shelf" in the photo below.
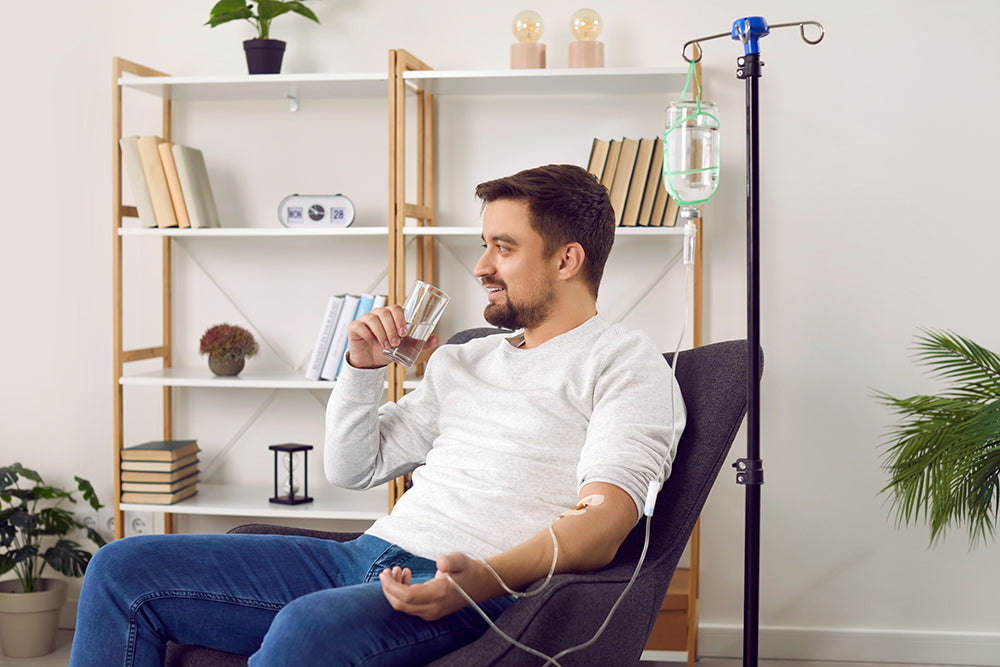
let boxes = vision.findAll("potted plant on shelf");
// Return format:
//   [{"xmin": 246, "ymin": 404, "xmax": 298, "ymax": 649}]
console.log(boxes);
[
  {"xmin": 0, "ymin": 463, "xmax": 105, "ymax": 658},
  {"xmin": 206, "ymin": 0, "xmax": 320, "ymax": 75},
  {"xmin": 877, "ymin": 329, "xmax": 1000, "ymax": 548},
  {"xmin": 200, "ymin": 323, "xmax": 259, "ymax": 376}
]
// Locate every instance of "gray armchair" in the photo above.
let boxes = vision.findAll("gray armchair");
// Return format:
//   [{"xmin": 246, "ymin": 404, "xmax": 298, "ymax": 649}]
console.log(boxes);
[{"xmin": 166, "ymin": 332, "xmax": 752, "ymax": 666}]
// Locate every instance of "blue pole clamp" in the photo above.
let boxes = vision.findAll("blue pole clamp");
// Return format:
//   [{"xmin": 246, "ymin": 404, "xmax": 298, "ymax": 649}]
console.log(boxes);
[{"xmin": 732, "ymin": 16, "xmax": 770, "ymax": 55}]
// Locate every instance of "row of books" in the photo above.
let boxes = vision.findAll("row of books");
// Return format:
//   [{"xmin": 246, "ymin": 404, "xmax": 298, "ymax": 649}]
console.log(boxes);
[
  {"xmin": 587, "ymin": 137, "xmax": 680, "ymax": 228},
  {"xmin": 120, "ymin": 135, "xmax": 221, "ymax": 229},
  {"xmin": 120, "ymin": 440, "xmax": 200, "ymax": 505},
  {"xmin": 306, "ymin": 294, "xmax": 389, "ymax": 381}
]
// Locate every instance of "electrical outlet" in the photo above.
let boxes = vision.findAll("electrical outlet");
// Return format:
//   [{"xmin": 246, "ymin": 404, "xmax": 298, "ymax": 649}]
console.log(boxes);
[
  {"xmin": 79, "ymin": 508, "xmax": 115, "ymax": 543},
  {"xmin": 125, "ymin": 511, "xmax": 155, "ymax": 537}
]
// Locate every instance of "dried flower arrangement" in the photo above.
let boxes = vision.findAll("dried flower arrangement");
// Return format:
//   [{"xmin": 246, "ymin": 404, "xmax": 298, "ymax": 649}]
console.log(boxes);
[{"xmin": 199, "ymin": 324, "xmax": 259, "ymax": 363}]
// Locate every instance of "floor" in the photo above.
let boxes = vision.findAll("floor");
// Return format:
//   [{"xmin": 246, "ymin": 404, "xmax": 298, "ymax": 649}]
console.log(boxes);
[{"xmin": 1, "ymin": 634, "xmax": 972, "ymax": 667}]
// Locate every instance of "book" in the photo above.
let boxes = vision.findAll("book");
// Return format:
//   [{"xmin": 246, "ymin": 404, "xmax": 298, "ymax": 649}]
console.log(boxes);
[
  {"xmin": 336, "ymin": 294, "xmax": 377, "ymax": 377},
  {"xmin": 157, "ymin": 141, "xmax": 191, "ymax": 228},
  {"xmin": 120, "ymin": 453, "xmax": 199, "ymax": 472},
  {"xmin": 121, "ymin": 484, "xmax": 198, "ymax": 505},
  {"xmin": 608, "ymin": 138, "xmax": 640, "ymax": 226},
  {"xmin": 320, "ymin": 294, "xmax": 362, "ymax": 381},
  {"xmin": 651, "ymin": 166, "xmax": 672, "ymax": 228},
  {"xmin": 121, "ymin": 472, "xmax": 199, "ymax": 494},
  {"xmin": 305, "ymin": 295, "xmax": 346, "ymax": 380},
  {"xmin": 135, "ymin": 136, "xmax": 178, "ymax": 228},
  {"xmin": 119, "ymin": 135, "xmax": 158, "ymax": 227},
  {"xmin": 586, "ymin": 138, "xmax": 611, "ymax": 182},
  {"xmin": 121, "ymin": 462, "xmax": 199, "ymax": 483},
  {"xmin": 663, "ymin": 197, "xmax": 681, "ymax": 228},
  {"xmin": 172, "ymin": 145, "xmax": 221, "ymax": 228},
  {"xmin": 121, "ymin": 440, "xmax": 200, "ymax": 462},
  {"xmin": 600, "ymin": 139, "xmax": 622, "ymax": 191},
  {"xmin": 638, "ymin": 138, "xmax": 664, "ymax": 227},
  {"xmin": 620, "ymin": 138, "xmax": 655, "ymax": 227}
]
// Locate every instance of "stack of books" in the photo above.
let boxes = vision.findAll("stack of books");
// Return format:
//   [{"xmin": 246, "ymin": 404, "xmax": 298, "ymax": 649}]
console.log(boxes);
[
  {"xmin": 120, "ymin": 135, "xmax": 221, "ymax": 229},
  {"xmin": 120, "ymin": 440, "xmax": 200, "ymax": 505},
  {"xmin": 586, "ymin": 137, "xmax": 681, "ymax": 228},
  {"xmin": 305, "ymin": 293, "xmax": 389, "ymax": 381}
]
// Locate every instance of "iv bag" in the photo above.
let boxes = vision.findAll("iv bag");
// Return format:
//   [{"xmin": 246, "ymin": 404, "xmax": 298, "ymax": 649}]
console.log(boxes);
[{"xmin": 664, "ymin": 100, "xmax": 721, "ymax": 207}]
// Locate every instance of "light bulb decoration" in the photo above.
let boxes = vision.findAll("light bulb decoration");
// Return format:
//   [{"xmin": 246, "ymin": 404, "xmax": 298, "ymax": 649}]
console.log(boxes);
[
  {"xmin": 568, "ymin": 8, "xmax": 604, "ymax": 68},
  {"xmin": 511, "ymin": 10, "xmax": 546, "ymax": 69}
]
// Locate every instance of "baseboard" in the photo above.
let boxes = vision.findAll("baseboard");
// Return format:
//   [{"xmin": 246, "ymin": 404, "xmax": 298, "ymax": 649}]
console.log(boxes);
[{"xmin": 699, "ymin": 624, "xmax": 1000, "ymax": 665}]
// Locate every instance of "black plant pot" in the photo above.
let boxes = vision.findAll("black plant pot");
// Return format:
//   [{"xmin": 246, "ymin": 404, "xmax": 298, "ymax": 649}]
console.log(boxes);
[{"xmin": 243, "ymin": 38, "xmax": 286, "ymax": 75}]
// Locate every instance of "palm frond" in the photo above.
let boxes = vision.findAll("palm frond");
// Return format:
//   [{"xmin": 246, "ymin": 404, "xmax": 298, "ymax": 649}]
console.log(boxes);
[{"xmin": 877, "ymin": 330, "xmax": 1000, "ymax": 548}]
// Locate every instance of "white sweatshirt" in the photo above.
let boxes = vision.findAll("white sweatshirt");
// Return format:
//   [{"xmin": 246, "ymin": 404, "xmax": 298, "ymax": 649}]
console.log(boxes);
[{"xmin": 324, "ymin": 315, "xmax": 685, "ymax": 561}]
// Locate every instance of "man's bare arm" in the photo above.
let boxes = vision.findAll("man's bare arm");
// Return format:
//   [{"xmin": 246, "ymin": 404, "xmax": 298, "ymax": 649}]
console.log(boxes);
[{"xmin": 379, "ymin": 481, "xmax": 638, "ymax": 621}]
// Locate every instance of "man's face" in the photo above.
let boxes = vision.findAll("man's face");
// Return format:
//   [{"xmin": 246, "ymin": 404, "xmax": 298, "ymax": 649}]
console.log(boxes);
[{"xmin": 473, "ymin": 199, "xmax": 559, "ymax": 330}]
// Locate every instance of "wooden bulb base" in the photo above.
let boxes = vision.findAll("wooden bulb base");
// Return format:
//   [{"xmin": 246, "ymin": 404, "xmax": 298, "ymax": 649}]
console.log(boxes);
[
  {"xmin": 511, "ymin": 43, "xmax": 546, "ymax": 69},
  {"xmin": 569, "ymin": 40, "xmax": 604, "ymax": 68}
]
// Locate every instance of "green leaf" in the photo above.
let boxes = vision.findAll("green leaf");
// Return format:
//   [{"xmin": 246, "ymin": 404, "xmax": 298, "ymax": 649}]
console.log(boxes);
[
  {"xmin": 75, "ymin": 477, "xmax": 103, "ymax": 512},
  {"xmin": 43, "ymin": 540, "xmax": 91, "ymax": 579},
  {"xmin": 285, "ymin": 2, "xmax": 320, "ymax": 23}
]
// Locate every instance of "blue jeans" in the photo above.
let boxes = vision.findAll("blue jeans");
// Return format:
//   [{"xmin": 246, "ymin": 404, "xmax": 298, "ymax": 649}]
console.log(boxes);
[{"xmin": 70, "ymin": 533, "xmax": 513, "ymax": 666}]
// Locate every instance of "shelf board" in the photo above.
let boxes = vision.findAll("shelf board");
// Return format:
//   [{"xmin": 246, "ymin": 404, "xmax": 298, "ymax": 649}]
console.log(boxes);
[
  {"xmin": 119, "ymin": 483, "xmax": 388, "ymax": 520},
  {"xmin": 403, "ymin": 66, "xmax": 688, "ymax": 97},
  {"xmin": 118, "ymin": 72, "xmax": 389, "ymax": 102},
  {"xmin": 118, "ymin": 226, "xmax": 389, "ymax": 238},
  {"xmin": 402, "ymin": 225, "xmax": 686, "ymax": 237},
  {"xmin": 120, "ymin": 368, "xmax": 420, "ymax": 390},
  {"xmin": 121, "ymin": 368, "xmax": 332, "ymax": 389}
]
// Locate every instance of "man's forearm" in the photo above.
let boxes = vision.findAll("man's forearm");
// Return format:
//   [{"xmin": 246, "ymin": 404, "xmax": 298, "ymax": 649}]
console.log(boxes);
[{"xmin": 481, "ymin": 481, "xmax": 638, "ymax": 597}]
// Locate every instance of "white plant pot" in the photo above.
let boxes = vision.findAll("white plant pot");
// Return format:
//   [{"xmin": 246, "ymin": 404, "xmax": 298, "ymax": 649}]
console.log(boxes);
[{"xmin": 0, "ymin": 578, "xmax": 68, "ymax": 658}]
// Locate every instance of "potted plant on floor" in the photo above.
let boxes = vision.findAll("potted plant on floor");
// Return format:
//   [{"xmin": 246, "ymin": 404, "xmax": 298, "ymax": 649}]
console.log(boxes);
[
  {"xmin": 0, "ymin": 463, "xmax": 105, "ymax": 658},
  {"xmin": 877, "ymin": 329, "xmax": 1000, "ymax": 547},
  {"xmin": 200, "ymin": 323, "xmax": 259, "ymax": 376},
  {"xmin": 206, "ymin": 0, "xmax": 321, "ymax": 74}
]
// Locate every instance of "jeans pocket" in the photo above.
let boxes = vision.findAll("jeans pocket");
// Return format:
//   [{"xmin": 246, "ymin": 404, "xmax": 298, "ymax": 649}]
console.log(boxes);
[{"xmin": 365, "ymin": 545, "xmax": 438, "ymax": 583}]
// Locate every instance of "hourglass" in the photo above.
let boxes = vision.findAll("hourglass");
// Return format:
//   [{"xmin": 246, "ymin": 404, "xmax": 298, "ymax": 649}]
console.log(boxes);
[{"xmin": 269, "ymin": 443, "xmax": 313, "ymax": 505}]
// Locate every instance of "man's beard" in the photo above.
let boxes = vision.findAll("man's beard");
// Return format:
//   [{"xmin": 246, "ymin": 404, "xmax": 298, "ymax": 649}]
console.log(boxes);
[{"xmin": 483, "ymin": 281, "xmax": 554, "ymax": 330}]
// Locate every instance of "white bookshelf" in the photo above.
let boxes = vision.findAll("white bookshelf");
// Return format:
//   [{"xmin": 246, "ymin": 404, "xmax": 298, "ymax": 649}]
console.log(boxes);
[
  {"xmin": 401, "ymin": 225, "xmax": 687, "ymax": 237},
  {"xmin": 120, "ymin": 483, "xmax": 388, "ymax": 521},
  {"xmin": 118, "ymin": 71, "xmax": 389, "ymax": 102},
  {"xmin": 118, "ymin": 227, "xmax": 389, "ymax": 238},
  {"xmin": 402, "ymin": 66, "xmax": 687, "ymax": 97},
  {"xmin": 118, "ymin": 368, "xmax": 420, "ymax": 391}
]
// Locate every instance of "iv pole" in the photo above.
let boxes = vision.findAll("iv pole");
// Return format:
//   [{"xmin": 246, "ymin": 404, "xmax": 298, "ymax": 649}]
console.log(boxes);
[{"xmin": 681, "ymin": 17, "xmax": 824, "ymax": 666}]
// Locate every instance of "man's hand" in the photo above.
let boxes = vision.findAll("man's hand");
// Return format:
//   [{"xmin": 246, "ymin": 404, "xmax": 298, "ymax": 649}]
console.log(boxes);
[
  {"xmin": 346, "ymin": 305, "xmax": 440, "ymax": 370},
  {"xmin": 378, "ymin": 553, "xmax": 500, "ymax": 621}
]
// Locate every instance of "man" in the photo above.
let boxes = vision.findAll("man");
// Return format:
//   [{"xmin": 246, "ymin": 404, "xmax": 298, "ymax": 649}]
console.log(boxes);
[{"xmin": 70, "ymin": 164, "xmax": 683, "ymax": 666}]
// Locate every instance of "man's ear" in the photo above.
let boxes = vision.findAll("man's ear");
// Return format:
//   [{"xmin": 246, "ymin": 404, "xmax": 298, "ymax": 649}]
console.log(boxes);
[{"xmin": 557, "ymin": 243, "xmax": 586, "ymax": 280}]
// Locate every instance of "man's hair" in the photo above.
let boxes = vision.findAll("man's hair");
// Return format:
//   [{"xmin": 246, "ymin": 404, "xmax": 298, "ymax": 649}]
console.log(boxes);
[{"xmin": 475, "ymin": 164, "xmax": 615, "ymax": 298}]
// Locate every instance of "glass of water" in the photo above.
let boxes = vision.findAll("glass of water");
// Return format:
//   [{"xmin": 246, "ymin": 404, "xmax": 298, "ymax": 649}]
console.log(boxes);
[{"xmin": 382, "ymin": 281, "xmax": 450, "ymax": 367}]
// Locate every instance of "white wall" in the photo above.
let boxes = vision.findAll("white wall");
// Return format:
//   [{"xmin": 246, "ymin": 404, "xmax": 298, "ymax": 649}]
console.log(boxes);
[{"xmin": 2, "ymin": 0, "xmax": 998, "ymax": 661}]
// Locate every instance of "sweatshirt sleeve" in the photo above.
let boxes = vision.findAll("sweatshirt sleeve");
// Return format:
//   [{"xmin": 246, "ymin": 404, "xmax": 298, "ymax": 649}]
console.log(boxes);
[
  {"xmin": 324, "ymin": 358, "xmax": 442, "ymax": 490},
  {"xmin": 576, "ymin": 330, "xmax": 686, "ymax": 521}
]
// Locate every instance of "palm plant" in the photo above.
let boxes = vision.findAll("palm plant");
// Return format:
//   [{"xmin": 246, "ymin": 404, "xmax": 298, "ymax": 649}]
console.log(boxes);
[
  {"xmin": 877, "ymin": 329, "xmax": 1000, "ymax": 548},
  {"xmin": 0, "ymin": 464, "xmax": 106, "ymax": 593}
]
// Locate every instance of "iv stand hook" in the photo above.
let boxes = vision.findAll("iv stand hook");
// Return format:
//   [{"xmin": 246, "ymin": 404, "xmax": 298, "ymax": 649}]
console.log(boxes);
[{"xmin": 681, "ymin": 19, "xmax": 824, "ymax": 62}]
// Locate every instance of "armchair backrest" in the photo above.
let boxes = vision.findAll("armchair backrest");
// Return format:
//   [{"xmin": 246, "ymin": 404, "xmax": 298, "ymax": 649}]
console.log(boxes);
[{"xmin": 430, "ymin": 336, "xmax": 752, "ymax": 666}]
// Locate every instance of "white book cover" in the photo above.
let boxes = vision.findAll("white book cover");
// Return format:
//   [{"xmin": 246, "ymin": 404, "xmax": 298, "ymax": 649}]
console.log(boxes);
[
  {"xmin": 320, "ymin": 294, "xmax": 361, "ymax": 381},
  {"xmin": 172, "ymin": 145, "xmax": 221, "ymax": 228},
  {"xmin": 305, "ymin": 295, "xmax": 346, "ymax": 380},
  {"xmin": 136, "ymin": 136, "xmax": 178, "ymax": 228},
  {"xmin": 336, "ymin": 294, "xmax": 376, "ymax": 378},
  {"xmin": 119, "ymin": 135, "xmax": 158, "ymax": 227}
]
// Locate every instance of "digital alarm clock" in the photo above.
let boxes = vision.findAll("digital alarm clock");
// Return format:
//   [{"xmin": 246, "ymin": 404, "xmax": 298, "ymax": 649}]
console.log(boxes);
[{"xmin": 278, "ymin": 194, "xmax": 355, "ymax": 228}]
